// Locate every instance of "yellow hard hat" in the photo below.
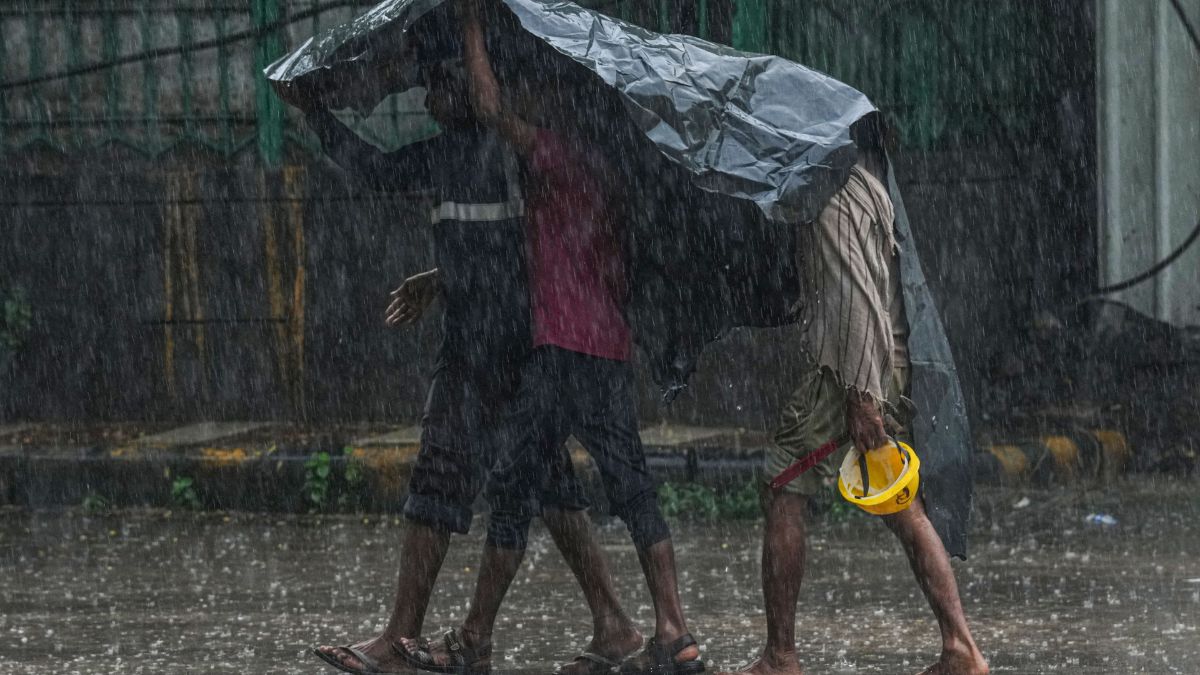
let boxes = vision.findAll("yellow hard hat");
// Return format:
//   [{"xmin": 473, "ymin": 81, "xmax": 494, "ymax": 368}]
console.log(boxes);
[{"xmin": 837, "ymin": 438, "xmax": 920, "ymax": 516}]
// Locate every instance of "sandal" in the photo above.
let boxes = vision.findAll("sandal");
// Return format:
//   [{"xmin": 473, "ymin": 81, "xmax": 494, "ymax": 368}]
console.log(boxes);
[
  {"xmin": 393, "ymin": 628, "xmax": 492, "ymax": 675},
  {"xmin": 311, "ymin": 644, "xmax": 400, "ymax": 675},
  {"xmin": 555, "ymin": 650, "xmax": 624, "ymax": 675},
  {"xmin": 618, "ymin": 634, "xmax": 705, "ymax": 675}
]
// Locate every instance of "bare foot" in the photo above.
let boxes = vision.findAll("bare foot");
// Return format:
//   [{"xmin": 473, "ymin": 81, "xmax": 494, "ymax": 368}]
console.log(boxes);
[
  {"xmin": 556, "ymin": 621, "xmax": 644, "ymax": 675},
  {"xmin": 917, "ymin": 643, "xmax": 989, "ymax": 675},
  {"xmin": 313, "ymin": 634, "xmax": 411, "ymax": 673},
  {"xmin": 715, "ymin": 654, "xmax": 804, "ymax": 675}
]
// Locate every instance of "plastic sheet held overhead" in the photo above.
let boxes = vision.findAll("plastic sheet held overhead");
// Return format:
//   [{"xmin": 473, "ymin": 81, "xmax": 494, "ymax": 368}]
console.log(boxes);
[
  {"xmin": 266, "ymin": 0, "xmax": 875, "ymax": 225},
  {"xmin": 266, "ymin": 0, "xmax": 972, "ymax": 557},
  {"xmin": 889, "ymin": 165, "xmax": 974, "ymax": 559}
]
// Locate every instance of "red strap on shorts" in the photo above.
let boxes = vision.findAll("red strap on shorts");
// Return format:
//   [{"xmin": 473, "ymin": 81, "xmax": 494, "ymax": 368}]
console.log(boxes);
[{"xmin": 768, "ymin": 434, "xmax": 850, "ymax": 491}]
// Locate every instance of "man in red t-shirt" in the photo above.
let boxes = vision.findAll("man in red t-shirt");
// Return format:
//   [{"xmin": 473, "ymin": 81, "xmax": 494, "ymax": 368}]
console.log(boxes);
[{"xmin": 394, "ymin": 3, "xmax": 704, "ymax": 675}]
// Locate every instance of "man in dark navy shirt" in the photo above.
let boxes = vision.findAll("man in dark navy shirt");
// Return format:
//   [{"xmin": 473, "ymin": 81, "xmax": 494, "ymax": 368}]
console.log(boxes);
[
  {"xmin": 307, "ymin": 63, "xmax": 643, "ymax": 675},
  {"xmin": 395, "ymin": 7, "xmax": 701, "ymax": 673}
]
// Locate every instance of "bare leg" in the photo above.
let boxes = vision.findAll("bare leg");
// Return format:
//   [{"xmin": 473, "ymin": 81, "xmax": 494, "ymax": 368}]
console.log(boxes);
[
  {"xmin": 635, "ymin": 538, "xmax": 701, "ymax": 663},
  {"xmin": 395, "ymin": 542, "xmax": 517, "ymax": 669},
  {"xmin": 719, "ymin": 487, "xmax": 807, "ymax": 675},
  {"xmin": 461, "ymin": 543, "xmax": 522, "ymax": 641},
  {"xmin": 399, "ymin": 510, "xmax": 650, "ymax": 671},
  {"xmin": 316, "ymin": 521, "xmax": 451, "ymax": 671},
  {"xmin": 882, "ymin": 499, "xmax": 988, "ymax": 675},
  {"xmin": 543, "ymin": 508, "xmax": 644, "ymax": 668}
]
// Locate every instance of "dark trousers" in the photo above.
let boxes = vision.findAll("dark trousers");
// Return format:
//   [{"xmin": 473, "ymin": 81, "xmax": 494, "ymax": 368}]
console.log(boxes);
[
  {"xmin": 486, "ymin": 346, "xmax": 670, "ymax": 551},
  {"xmin": 404, "ymin": 361, "xmax": 587, "ymax": 534}
]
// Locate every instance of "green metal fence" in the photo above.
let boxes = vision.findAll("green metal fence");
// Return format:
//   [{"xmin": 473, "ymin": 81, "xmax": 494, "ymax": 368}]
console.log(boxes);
[
  {"xmin": 607, "ymin": 0, "xmax": 1062, "ymax": 151},
  {"xmin": 0, "ymin": 0, "xmax": 1061, "ymax": 163},
  {"xmin": 0, "ymin": 0, "xmax": 431, "ymax": 164}
]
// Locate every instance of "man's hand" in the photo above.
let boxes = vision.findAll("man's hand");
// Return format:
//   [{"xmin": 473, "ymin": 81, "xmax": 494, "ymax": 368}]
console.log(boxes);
[
  {"xmin": 385, "ymin": 269, "xmax": 440, "ymax": 327},
  {"xmin": 846, "ymin": 391, "xmax": 888, "ymax": 453}
]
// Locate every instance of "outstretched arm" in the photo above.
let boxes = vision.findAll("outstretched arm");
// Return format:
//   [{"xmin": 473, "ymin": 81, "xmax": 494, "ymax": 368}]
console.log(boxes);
[
  {"xmin": 305, "ymin": 108, "xmax": 434, "ymax": 192},
  {"xmin": 458, "ymin": 0, "xmax": 538, "ymax": 155}
]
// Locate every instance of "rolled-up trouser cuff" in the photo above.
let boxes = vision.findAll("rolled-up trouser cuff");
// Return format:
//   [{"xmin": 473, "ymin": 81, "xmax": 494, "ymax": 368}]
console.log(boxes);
[
  {"xmin": 403, "ymin": 493, "xmax": 473, "ymax": 535},
  {"xmin": 614, "ymin": 489, "xmax": 671, "ymax": 550},
  {"xmin": 485, "ymin": 483, "xmax": 589, "ymax": 551},
  {"xmin": 537, "ymin": 474, "xmax": 591, "ymax": 513},
  {"xmin": 485, "ymin": 504, "xmax": 535, "ymax": 551}
]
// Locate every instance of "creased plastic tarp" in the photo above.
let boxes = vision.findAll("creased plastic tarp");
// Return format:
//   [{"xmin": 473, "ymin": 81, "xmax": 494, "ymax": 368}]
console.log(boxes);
[
  {"xmin": 266, "ymin": 0, "xmax": 971, "ymax": 557},
  {"xmin": 267, "ymin": 0, "xmax": 874, "ymax": 224},
  {"xmin": 265, "ymin": 0, "xmax": 445, "ymax": 112},
  {"xmin": 890, "ymin": 165, "xmax": 973, "ymax": 559}
]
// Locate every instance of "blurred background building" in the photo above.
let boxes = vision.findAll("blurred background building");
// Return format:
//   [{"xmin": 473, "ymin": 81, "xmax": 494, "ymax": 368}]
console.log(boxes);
[{"xmin": 1, "ymin": 1, "xmax": 1197, "ymax": 454}]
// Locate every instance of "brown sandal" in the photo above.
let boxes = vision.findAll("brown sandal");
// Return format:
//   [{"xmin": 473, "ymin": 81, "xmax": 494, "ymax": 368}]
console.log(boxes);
[
  {"xmin": 556, "ymin": 650, "xmax": 625, "ymax": 675},
  {"xmin": 393, "ymin": 628, "xmax": 492, "ymax": 675},
  {"xmin": 619, "ymin": 634, "xmax": 705, "ymax": 675},
  {"xmin": 312, "ymin": 644, "xmax": 402, "ymax": 675}
]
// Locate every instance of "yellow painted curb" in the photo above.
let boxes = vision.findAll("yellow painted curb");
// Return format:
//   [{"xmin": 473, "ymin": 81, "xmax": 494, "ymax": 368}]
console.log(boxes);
[
  {"xmin": 352, "ymin": 447, "xmax": 421, "ymax": 494},
  {"xmin": 200, "ymin": 447, "xmax": 249, "ymax": 466},
  {"xmin": 1091, "ymin": 429, "xmax": 1131, "ymax": 473},
  {"xmin": 988, "ymin": 444, "xmax": 1029, "ymax": 476},
  {"xmin": 1042, "ymin": 436, "xmax": 1080, "ymax": 475}
]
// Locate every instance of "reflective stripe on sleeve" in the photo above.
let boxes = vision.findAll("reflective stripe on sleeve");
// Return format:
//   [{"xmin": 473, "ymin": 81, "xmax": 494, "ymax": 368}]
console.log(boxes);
[{"xmin": 429, "ymin": 200, "xmax": 525, "ymax": 224}]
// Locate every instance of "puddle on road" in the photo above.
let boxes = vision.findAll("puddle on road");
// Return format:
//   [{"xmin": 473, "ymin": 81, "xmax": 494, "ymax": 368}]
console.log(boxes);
[{"xmin": 1, "ymin": 481, "xmax": 1198, "ymax": 674}]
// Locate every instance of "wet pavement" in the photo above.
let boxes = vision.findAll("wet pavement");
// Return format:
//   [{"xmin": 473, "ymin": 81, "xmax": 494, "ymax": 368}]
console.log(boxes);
[{"xmin": 2, "ymin": 481, "xmax": 1199, "ymax": 674}]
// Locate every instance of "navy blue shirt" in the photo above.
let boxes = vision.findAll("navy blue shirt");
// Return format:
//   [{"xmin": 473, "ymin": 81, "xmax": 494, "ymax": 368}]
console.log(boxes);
[{"xmin": 309, "ymin": 112, "xmax": 530, "ymax": 394}]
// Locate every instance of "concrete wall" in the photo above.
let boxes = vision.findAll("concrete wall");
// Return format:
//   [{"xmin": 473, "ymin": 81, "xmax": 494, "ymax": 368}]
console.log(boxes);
[
  {"xmin": 0, "ymin": 140, "xmax": 1069, "ymax": 430},
  {"xmin": 0, "ymin": 1, "xmax": 1101, "ymax": 429},
  {"xmin": 0, "ymin": 151, "xmax": 428, "ymax": 423},
  {"xmin": 1098, "ymin": 0, "xmax": 1200, "ymax": 326}
]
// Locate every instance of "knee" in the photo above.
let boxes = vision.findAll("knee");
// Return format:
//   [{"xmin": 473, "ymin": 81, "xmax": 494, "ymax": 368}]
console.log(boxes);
[
  {"xmin": 881, "ymin": 497, "xmax": 926, "ymax": 539},
  {"xmin": 761, "ymin": 484, "xmax": 809, "ymax": 522},
  {"xmin": 486, "ymin": 499, "xmax": 536, "ymax": 551},
  {"xmin": 541, "ymin": 506, "xmax": 585, "ymax": 532},
  {"xmin": 486, "ymin": 512, "xmax": 533, "ymax": 551},
  {"xmin": 613, "ymin": 490, "xmax": 671, "ymax": 551},
  {"xmin": 758, "ymin": 481, "xmax": 780, "ymax": 514}
]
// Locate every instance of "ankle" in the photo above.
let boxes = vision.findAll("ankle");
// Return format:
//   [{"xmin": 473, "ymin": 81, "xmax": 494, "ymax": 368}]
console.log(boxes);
[
  {"xmin": 380, "ymin": 624, "xmax": 415, "ymax": 643},
  {"xmin": 458, "ymin": 625, "xmax": 493, "ymax": 649},
  {"xmin": 942, "ymin": 632, "xmax": 971, "ymax": 653},
  {"xmin": 946, "ymin": 636, "xmax": 987, "ymax": 664},
  {"xmin": 762, "ymin": 647, "xmax": 800, "ymax": 670},
  {"xmin": 653, "ymin": 620, "xmax": 689, "ymax": 643},
  {"xmin": 593, "ymin": 611, "xmax": 636, "ymax": 636}
]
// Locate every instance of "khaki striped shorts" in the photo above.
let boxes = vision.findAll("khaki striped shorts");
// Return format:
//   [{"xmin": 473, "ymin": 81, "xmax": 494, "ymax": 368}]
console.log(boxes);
[{"xmin": 765, "ymin": 364, "xmax": 912, "ymax": 496}]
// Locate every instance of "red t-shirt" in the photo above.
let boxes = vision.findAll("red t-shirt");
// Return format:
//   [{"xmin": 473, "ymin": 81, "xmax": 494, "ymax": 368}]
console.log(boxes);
[{"xmin": 525, "ymin": 129, "xmax": 631, "ymax": 362}]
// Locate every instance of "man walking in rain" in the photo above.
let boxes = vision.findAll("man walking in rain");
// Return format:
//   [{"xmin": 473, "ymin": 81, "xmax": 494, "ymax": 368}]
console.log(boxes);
[
  {"xmin": 394, "ymin": 2, "xmax": 704, "ymax": 673},
  {"xmin": 303, "ymin": 55, "xmax": 643, "ymax": 675},
  {"xmin": 726, "ymin": 116, "xmax": 988, "ymax": 675}
]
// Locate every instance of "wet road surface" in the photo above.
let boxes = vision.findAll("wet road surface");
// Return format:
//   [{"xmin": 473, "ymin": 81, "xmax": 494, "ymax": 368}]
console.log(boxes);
[{"xmin": 2, "ymin": 481, "xmax": 1199, "ymax": 674}]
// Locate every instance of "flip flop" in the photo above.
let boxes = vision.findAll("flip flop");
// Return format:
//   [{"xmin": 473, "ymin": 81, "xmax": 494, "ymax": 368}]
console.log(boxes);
[
  {"xmin": 555, "ymin": 651, "xmax": 624, "ymax": 675},
  {"xmin": 618, "ymin": 634, "xmax": 705, "ymax": 675},
  {"xmin": 393, "ymin": 628, "xmax": 492, "ymax": 675},
  {"xmin": 311, "ymin": 644, "xmax": 399, "ymax": 675}
]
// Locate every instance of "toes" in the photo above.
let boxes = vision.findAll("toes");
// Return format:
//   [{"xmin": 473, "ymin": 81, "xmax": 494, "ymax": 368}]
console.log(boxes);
[
  {"xmin": 402, "ymin": 639, "xmax": 446, "ymax": 667},
  {"xmin": 324, "ymin": 646, "xmax": 364, "ymax": 670}
]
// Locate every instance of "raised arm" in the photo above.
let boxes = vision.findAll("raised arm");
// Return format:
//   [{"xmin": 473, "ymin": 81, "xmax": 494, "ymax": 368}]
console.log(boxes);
[
  {"xmin": 305, "ymin": 108, "xmax": 434, "ymax": 193},
  {"xmin": 458, "ymin": 0, "xmax": 538, "ymax": 155}
]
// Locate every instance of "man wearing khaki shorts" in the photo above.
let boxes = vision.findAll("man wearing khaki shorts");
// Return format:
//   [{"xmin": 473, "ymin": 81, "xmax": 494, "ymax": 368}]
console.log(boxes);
[{"xmin": 727, "ymin": 116, "xmax": 988, "ymax": 675}]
